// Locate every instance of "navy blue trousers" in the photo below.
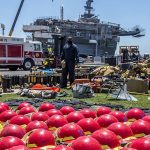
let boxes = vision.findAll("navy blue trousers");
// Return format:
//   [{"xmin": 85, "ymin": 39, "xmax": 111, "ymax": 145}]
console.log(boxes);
[{"xmin": 60, "ymin": 61, "xmax": 75, "ymax": 88}]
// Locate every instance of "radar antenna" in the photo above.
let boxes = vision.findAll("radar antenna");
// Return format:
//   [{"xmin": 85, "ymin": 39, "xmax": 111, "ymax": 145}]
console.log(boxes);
[
  {"xmin": 82, "ymin": 0, "xmax": 94, "ymax": 19},
  {"xmin": 80, "ymin": 0, "xmax": 99, "ymax": 23}
]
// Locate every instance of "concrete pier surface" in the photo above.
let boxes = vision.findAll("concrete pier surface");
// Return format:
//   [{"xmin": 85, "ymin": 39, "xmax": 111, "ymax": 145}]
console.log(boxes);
[{"xmin": 0, "ymin": 69, "xmax": 30, "ymax": 76}]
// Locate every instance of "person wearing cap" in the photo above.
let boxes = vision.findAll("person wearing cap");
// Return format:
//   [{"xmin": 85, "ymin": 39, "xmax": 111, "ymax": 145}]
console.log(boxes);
[{"xmin": 60, "ymin": 36, "xmax": 79, "ymax": 88}]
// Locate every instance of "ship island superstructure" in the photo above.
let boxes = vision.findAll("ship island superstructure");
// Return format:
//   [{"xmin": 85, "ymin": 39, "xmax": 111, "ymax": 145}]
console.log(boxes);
[{"xmin": 23, "ymin": 0, "xmax": 143, "ymax": 57}]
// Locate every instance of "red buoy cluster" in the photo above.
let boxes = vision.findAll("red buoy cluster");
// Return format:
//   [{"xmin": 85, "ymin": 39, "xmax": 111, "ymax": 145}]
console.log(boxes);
[{"xmin": 0, "ymin": 102, "xmax": 150, "ymax": 150}]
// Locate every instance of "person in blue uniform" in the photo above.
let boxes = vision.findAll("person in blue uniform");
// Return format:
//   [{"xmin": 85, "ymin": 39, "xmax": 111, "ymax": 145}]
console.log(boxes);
[{"xmin": 60, "ymin": 36, "xmax": 79, "ymax": 88}]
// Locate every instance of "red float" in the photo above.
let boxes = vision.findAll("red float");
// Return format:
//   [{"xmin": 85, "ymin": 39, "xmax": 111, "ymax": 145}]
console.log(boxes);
[
  {"xmin": 0, "ymin": 102, "xmax": 10, "ymax": 110},
  {"xmin": 7, "ymin": 145, "xmax": 28, "ymax": 150},
  {"xmin": 130, "ymin": 119, "xmax": 150, "ymax": 137},
  {"xmin": 18, "ymin": 106, "xmax": 36, "ymax": 115},
  {"xmin": 121, "ymin": 148, "xmax": 137, "ymax": 150},
  {"xmin": 60, "ymin": 106, "xmax": 75, "ymax": 115},
  {"xmin": 46, "ymin": 109, "xmax": 63, "ymax": 117},
  {"xmin": 27, "ymin": 129, "xmax": 56, "ymax": 148},
  {"xmin": 109, "ymin": 111, "xmax": 127, "ymax": 122},
  {"xmin": 97, "ymin": 106, "xmax": 111, "ymax": 117},
  {"xmin": 91, "ymin": 129, "xmax": 120, "ymax": 149},
  {"xmin": 9, "ymin": 115, "xmax": 30, "ymax": 126},
  {"xmin": 17, "ymin": 102, "xmax": 31, "ymax": 110},
  {"xmin": 107, "ymin": 122, "xmax": 133, "ymax": 139},
  {"xmin": 0, "ymin": 110, "xmax": 17, "ymax": 122},
  {"xmin": 71, "ymin": 136, "xmax": 102, "ymax": 150},
  {"xmin": 1, "ymin": 124, "xmax": 26, "ymax": 138},
  {"xmin": 0, "ymin": 136, "xmax": 25, "ymax": 150},
  {"xmin": 77, "ymin": 118, "xmax": 101, "ymax": 134},
  {"xmin": 96, "ymin": 114, "xmax": 118, "ymax": 128},
  {"xmin": 31, "ymin": 112, "xmax": 49, "ymax": 121},
  {"xmin": 26, "ymin": 121, "xmax": 48, "ymax": 132},
  {"xmin": 46, "ymin": 115, "xmax": 68, "ymax": 131},
  {"xmin": 129, "ymin": 138, "xmax": 150, "ymax": 150},
  {"xmin": 80, "ymin": 108, "xmax": 96, "ymax": 118},
  {"xmin": 53, "ymin": 145, "xmax": 73, "ymax": 150},
  {"xmin": 126, "ymin": 108, "xmax": 145, "ymax": 120},
  {"xmin": 142, "ymin": 115, "xmax": 150, "ymax": 123},
  {"xmin": 38, "ymin": 103, "xmax": 55, "ymax": 112},
  {"xmin": 0, "ymin": 105, "xmax": 7, "ymax": 113},
  {"xmin": 66, "ymin": 111, "xmax": 85, "ymax": 123},
  {"xmin": 57, "ymin": 123, "xmax": 84, "ymax": 142}
]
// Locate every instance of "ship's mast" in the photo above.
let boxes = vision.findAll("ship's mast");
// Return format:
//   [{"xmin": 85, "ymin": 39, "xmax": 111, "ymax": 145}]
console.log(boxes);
[
  {"xmin": 80, "ymin": 0, "xmax": 99, "ymax": 23},
  {"xmin": 84, "ymin": 0, "xmax": 94, "ymax": 18}
]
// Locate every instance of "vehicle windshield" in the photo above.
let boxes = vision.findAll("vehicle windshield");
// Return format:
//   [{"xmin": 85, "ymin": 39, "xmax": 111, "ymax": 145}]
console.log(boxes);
[{"xmin": 34, "ymin": 44, "xmax": 41, "ymax": 51}]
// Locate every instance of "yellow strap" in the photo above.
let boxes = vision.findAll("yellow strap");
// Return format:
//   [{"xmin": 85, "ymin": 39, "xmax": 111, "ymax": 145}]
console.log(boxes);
[
  {"xmin": 123, "ymin": 121, "xmax": 132, "ymax": 126},
  {"xmin": 134, "ymin": 133, "xmax": 145, "ymax": 138},
  {"xmin": 57, "ymin": 136, "xmax": 74, "ymax": 142},
  {"xmin": 40, "ymin": 146, "xmax": 56, "ymax": 150},
  {"xmin": 85, "ymin": 131, "xmax": 92, "ymax": 135},
  {"xmin": 127, "ymin": 118, "xmax": 136, "ymax": 122},
  {"xmin": 102, "ymin": 145, "xmax": 121, "ymax": 150},
  {"xmin": 27, "ymin": 144, "xmax": 55, "ymax": 149},
  {"xmin": 0, "ymin": 122, "xmax": 3, "ymax": 128},
  {"xmin": 21, "ymin": 124, "xmax": 27, "ymax": 129},
  {"xmin": 113, "ymin": 147, "xmax": 120, "ymax": 150},
  {"xmin": 48, "ymin": 127, "xmax": 57, "ymax": 131},
  {"xmin": 62, "ymin": 136, "xmax": 74, "ymax": 142},
  {"xmin": 123, "ymin": 136, "xmax": 136, "ymax": 141},
  {"xmin": 102, "ymin": 145, "xmax": 110, "ymax": 149},
  {"xmin": 27, "ymin": 144, "xmax": 37, "ymax": 148}
]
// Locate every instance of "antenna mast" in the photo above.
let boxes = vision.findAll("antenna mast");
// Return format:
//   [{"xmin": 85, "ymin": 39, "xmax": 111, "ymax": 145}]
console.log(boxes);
[{"xmin": 82, "ymin": 0, "xmax": 94, "ymax": 19}]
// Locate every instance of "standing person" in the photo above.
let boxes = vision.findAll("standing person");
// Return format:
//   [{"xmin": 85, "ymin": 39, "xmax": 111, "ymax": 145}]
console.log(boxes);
[{"xmin": 60, "ymin": 36, "xmax": 79, "ymax": 88}]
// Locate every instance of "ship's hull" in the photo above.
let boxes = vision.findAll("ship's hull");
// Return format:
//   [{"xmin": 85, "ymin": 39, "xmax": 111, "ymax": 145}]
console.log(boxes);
[{"xmin": 73, "ymin": 37, "xmax": 117, "ymax": 56}]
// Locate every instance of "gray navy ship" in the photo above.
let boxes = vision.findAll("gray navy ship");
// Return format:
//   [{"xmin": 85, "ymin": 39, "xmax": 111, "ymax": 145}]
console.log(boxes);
[{"xmin": 23, "ymin": 0, "xmax": 144, "ymax": 57}]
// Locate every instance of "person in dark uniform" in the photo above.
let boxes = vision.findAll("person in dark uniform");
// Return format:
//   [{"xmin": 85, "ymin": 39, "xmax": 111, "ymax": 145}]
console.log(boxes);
[{"xmin": 60, "ymin": 36, "xmax": 79, "ymax": 88}]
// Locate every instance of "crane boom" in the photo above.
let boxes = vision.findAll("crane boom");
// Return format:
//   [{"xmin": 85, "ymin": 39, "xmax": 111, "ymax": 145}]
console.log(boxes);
[{"xmin": 9, "ymin": 0, "xmax": 25, "ymax": 36}]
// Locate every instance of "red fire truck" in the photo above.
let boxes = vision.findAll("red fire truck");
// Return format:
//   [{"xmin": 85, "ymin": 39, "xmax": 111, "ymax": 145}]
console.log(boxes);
[{"xmin": 0, "ymin": 36, "xmax": 44, "ymax": 71}]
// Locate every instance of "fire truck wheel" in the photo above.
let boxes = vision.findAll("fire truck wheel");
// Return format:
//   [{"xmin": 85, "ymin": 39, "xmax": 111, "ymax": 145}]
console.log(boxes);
[
  {"xmin": 9, "ymin": 66, "xmax": 18, "ymax": 71},
  {"xmin": 23, "ymin": 59, "xmax": 34, "ymax": 70}
]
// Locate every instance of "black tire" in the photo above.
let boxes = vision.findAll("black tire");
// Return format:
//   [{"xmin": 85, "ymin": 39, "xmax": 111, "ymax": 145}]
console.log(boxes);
[
  {"xmin": 9, "ymin": 66, "xmax": 18, "ymax": 71},
  {"xmin": 23, "ymin": 59, "xmax": 34, "ymax": 70}
]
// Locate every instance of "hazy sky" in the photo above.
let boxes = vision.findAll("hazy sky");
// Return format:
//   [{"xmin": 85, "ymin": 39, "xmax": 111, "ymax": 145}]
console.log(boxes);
[{"xmin": 0, "ymin": 0, "xmax": 149, "ymax": 54}]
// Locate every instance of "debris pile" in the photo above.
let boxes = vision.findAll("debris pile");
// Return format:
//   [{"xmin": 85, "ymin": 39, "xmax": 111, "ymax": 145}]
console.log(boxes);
[
  {"xmin": 122, "ymin": 61, "xmax": 150, "ymax": 78},
  {"xmin": 91, "ymin": 66, "xmax": 120, "ymax": 76}
]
